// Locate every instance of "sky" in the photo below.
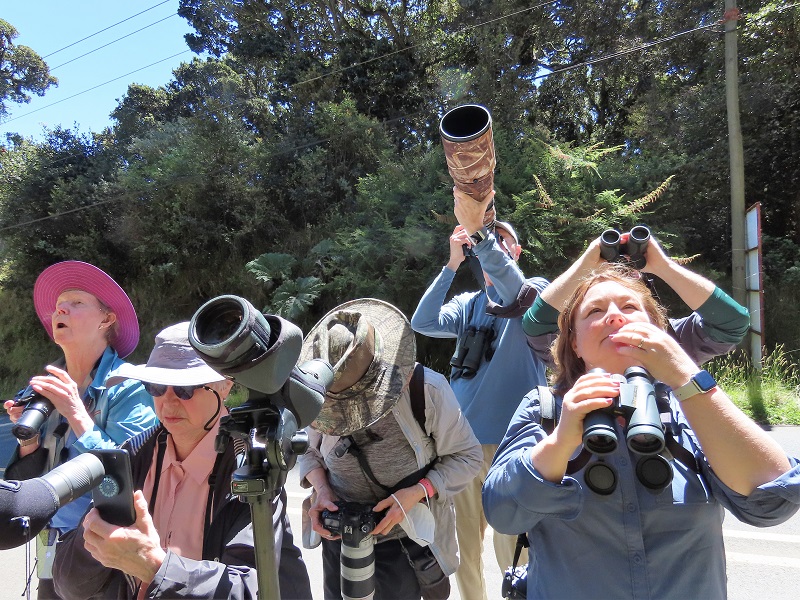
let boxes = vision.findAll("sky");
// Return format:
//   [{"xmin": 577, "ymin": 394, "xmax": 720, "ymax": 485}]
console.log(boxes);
[{"xmin": 2, "ymin": 1, "xmax": 199, "ymax": 142}]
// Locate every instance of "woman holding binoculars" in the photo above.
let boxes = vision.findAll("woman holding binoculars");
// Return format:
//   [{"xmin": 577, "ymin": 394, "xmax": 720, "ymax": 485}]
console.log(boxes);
[{"xmin": 482, "ymin": 262, "xmax": 800, "ymax": 599}]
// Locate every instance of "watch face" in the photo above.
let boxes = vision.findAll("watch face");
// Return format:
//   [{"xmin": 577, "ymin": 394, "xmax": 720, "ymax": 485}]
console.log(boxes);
[{"xmin": 694, "ymin": 370, "xmax": 717, "ymax": 392}]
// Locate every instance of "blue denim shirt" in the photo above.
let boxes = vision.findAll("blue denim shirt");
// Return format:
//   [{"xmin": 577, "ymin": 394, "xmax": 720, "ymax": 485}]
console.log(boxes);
[
  {"xmin": 482, "ymin": 389, "xmax": 800, "ymax": 600},
  {"xmin": 12, "ymin": 346, "xmax": 157, "ymax": 533}
]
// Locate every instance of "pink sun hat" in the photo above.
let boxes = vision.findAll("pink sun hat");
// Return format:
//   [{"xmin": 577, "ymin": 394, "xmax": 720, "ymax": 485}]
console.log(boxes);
[{"xmin": 33, "ymin": 261, "xmax": 140, "ymax": 358}]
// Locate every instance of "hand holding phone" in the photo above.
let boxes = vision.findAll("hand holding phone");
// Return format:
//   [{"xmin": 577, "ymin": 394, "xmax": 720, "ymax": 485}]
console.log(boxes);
[{"xmin": 91, "ymin": 449, "xmax": 136, "ymax": 526}]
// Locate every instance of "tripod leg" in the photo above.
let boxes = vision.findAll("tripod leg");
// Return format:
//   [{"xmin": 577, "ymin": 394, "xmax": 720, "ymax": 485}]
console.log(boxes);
[{"xmin": 247, "ymin": 494, "xmax": 280, "ymax": 600}]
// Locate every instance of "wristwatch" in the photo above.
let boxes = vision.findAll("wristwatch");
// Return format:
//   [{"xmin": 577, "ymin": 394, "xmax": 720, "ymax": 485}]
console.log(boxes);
[
  {"xmin": 671, "ymin": 370, "xmax": 717, "ymax": 401},
  {"xmin": 469, "ymin": 226, "xmax": 490, "ymax": 245}
]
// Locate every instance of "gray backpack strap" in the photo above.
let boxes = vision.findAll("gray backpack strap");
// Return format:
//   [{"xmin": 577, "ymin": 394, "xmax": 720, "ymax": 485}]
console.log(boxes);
[{"xmin": 537, "ymin": 385, "xmax": 557, "ymax": 435}]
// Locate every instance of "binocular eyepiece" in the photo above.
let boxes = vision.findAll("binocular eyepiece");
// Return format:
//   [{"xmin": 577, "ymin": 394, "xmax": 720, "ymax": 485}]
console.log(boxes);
[
  {"xmin": 581, "ymin": 367, "xmax": 672, "ymax": 495},
  {"xmin": 599, "ymin": 225, "xmax": 651, "ymax": 269}
]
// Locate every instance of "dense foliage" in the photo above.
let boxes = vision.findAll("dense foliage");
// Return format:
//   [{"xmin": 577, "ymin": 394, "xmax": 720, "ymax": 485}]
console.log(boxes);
[{"xmin": 1, "ymin": 1, "xmax": 799, "ymax": 395}]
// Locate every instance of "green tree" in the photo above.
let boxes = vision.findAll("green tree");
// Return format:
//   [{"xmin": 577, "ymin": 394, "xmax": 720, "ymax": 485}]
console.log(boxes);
[{"xmin": 0, "ymin": 19, "xmax": 57, "ymax": 120}]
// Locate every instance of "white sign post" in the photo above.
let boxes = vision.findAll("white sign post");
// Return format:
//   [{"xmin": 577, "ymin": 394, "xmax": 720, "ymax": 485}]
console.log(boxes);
[{"xmin": 745, "ymin": 203, "xmax": 763, "ymax": 368}]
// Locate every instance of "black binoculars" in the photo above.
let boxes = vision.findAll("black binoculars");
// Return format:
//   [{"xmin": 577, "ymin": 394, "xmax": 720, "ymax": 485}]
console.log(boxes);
[
  {"xmin": 599, "ymin": 225, "xmax": 651, "ymax": 269},
  {"xmin": 450, "ymin": 325, "xmax": 495, "ymax": 379},
  {"xmin": 582, "ymin": 367, "xmax": 673, "ymax": 495}
]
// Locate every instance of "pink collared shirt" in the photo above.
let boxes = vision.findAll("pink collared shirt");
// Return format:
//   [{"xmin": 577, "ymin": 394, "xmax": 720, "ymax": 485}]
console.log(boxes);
[{"xmin": 141, "ymin": 420, "xmax": 221, "ymax": 560}]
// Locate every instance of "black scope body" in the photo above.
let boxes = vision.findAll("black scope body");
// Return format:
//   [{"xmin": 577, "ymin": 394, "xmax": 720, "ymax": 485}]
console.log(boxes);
[
  {"xmin": 582, "ymin": 366, "xmax": 665, "ymax": 456},
  {"xmin": 599, "ymin": 225, "xmax": 651, "ymax": 269}
]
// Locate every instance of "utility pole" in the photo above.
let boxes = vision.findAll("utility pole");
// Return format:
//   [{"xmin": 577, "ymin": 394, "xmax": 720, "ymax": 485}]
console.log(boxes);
[{"xmin": 724, "ymin": 1, "xmax": 747, "ymax": 307}]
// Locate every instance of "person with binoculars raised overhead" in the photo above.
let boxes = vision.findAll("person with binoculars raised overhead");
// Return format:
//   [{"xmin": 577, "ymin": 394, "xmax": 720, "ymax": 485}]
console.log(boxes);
[
  {"xmin": 3, "ymin": 261, "xmax": 157, "ymax": 600},
  {"xmin": 51, "ymin": 322, "xmax": 312, "ymax": 600},
  {"xmin": 523, "ymin": 229, "xmax": 751, "ymax": 368},
  {"xmin": 298, "ymin": 299, "xmax": 482, "ymax": 600},
  {"xmin": 482, "ymin": 263, "xmax": 800, "ymax": 600},
  {"xmin": 410, "ymin": 188, "xmax": 549, "ymax": 600}
]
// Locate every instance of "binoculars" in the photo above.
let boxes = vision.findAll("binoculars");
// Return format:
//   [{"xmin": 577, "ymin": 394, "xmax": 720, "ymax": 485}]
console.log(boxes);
[
  {"xmin": 599, "ymin": 225, "xmax": 651, "ymax": 269},
  {"xmin": 582, "ymin": 367, "xmax": 672, "ymax": 495},
  {"xmin": 11, "ymin": 391, "xmax": 54, "ymax": 441},
  {"xmin": 440, "ymin": 104, "xmax": 497, "ymax": 228},
  {"xmin": 449, "ymin": 325, "xmax": 495, "ymax": 379}
]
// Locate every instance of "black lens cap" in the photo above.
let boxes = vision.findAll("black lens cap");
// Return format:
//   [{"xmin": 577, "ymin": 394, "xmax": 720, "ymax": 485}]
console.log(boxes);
[
  {"xmin": 584, "ymin": 461, "xmax": 618, "ymax": 495},
  {"xmin": 636, "ymin": 455, "xmax": 673, "ymax": 492}
]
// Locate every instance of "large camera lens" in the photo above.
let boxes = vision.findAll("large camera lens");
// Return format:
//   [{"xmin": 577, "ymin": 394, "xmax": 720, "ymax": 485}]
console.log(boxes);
[
  {"xmin": 12, "ymin": 395, "xmax": 54, "ymax": 441},
  {"xmin": 440, "ymin": 104, "xmax": 491, "ymax": 142}
]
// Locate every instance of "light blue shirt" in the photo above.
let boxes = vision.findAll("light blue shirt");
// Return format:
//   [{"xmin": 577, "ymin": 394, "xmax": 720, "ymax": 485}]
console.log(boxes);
[
  {"xmin": 483, "ymin": 388, "xmax": 800, "ymax": 600},
  {"xmin": 410, "ymin": 235, "xmax": 549, "ymax": 444},
  {"xmin": 12, "ymin": 347, "xmax": 157, "ymax": 533}
]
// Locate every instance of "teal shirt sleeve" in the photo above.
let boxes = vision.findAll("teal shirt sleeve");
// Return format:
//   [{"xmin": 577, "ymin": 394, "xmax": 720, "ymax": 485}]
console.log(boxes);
[
  {"xmin": 695, "ymin": 287, "xmax": 750, "ymax": 344},
  {"xmin": 522, "ymin": 294, "xmax": 561, "ymax": 337}
]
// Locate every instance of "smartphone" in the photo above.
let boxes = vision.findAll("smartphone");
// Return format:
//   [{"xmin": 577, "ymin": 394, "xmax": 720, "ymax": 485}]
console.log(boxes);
[{"xmin": 90, "ymin": 448, "xmax": 136, "ymax": 527}]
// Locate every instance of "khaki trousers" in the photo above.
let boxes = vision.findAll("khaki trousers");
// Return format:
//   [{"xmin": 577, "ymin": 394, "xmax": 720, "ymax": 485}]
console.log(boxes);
[{"xmin": 453, "ymin": 444, "xmax": 528, "ymax": 600}]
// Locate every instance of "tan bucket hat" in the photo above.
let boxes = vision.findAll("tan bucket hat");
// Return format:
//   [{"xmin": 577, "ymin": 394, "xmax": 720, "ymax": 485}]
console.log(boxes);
[{"xmin": 299, "ymin": 299, "xmax": 415, "ymax": 436}]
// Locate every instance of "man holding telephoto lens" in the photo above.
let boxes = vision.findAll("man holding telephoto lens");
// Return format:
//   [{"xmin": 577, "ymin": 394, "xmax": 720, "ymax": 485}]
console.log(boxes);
[
  {"xmin": 411, "ymin": 188, "xmax": 550, "ymax": 600},
  {"xmin": 52, "ymin": 322, "xmax": 311, "ymax": 600}
]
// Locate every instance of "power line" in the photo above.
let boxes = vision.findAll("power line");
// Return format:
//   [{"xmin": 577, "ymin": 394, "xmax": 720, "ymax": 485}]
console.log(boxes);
[
  {"xmin": 42, "ymin": 0, "xmax": 174, "ymax": 58},
  {"xmin": 3, "ymin": 51, "xmax": 191, "ymax": 124},
  {"xmin": 51, "ymin": 14, "xmax": 179, "ymax": 71},
  {"xmin": 0, "ymin": 6, "xmax": 769, "ymax": 231}
]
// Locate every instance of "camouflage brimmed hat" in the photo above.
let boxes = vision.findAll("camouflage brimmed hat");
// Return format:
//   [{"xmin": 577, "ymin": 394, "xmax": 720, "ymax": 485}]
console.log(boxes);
[{"xmin": 299, "ymin": 298, "xmax": 415, "ymax": 436}]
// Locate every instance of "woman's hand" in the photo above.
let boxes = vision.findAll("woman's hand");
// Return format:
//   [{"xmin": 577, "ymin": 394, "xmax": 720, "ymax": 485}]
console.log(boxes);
[
  {"xmin": 28, "ymin": 365, "xmax": 93, "ymax": 436},
  {"xmin": 371, "ymin": 484, "xmax": 427, "ymax": 537},
  {"xmin": 82, "ymin": 491, "xmax": 166, "ymax": 585},
  {"xmin": 308, "ymin": 483, "xmax": 342, "ymax": 541},
  {"xmin": 608, "ymin": 322, "xmax": 697, "ymax": 388},
  {"xmin": 530, "ymin": 371, "xmax": 620, "ymax": 483},
  {"xmin": 555, "ymin": 371, "xmax": 621, "ymax": 452},
  {"xmin": 3, "ymin": 399, "xmax": 24, "ymax": 424}
]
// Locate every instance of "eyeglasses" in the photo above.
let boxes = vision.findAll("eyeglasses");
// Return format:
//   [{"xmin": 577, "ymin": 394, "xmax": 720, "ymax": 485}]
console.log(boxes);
[{"xmin": 143, "ymin": 382, "xmax": 210, "ymax": 400}]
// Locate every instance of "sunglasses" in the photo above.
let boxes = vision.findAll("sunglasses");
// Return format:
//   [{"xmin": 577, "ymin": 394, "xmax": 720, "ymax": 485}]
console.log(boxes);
[{"xmin": 143, "ymin": 382, "xmax": 209, "ymax": 400}]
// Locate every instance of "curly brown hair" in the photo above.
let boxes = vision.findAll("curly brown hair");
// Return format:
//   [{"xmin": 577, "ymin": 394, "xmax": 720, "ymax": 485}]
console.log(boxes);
[{"xmin": 552, "ymin": 264, "xmax": 668, "ymax": 391}]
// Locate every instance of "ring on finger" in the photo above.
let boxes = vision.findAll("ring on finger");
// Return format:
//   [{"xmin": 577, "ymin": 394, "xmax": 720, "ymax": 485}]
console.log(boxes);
[{"xmin": 637, "ymin": 339, "xmax": 645, "ymax": 349}]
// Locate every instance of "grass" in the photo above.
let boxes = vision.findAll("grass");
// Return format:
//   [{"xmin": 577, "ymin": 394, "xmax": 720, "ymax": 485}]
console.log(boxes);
[{"xmin": 707, "ymin": 345, "xmax": 800, "ymax": 425}]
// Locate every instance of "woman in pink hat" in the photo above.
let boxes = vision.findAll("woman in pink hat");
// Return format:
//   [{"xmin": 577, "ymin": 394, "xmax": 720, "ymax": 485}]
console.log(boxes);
[{"xmin": 3, "ymin": 261, "xmax": 157, "ymax": 600}]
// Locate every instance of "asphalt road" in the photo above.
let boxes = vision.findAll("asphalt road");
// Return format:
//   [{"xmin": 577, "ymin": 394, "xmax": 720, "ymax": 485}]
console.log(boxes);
[{"xmin": 1, "ymin": 416, "xmax": 799, "ymax": 599}]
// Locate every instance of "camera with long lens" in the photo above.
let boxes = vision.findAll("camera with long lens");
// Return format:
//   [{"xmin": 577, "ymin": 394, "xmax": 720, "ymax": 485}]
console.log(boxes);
[
  {"xmin": 582, "ymin": 367, "xmax": 672, "ymax": 495},
  {"xmin": 321, "ymin": 501, "xmax": 387, "ymax": 600},
  {"xmin": 188, "ymin": 295, "xmax": 332, "ymax": 430},
  {"xmin": 11, "ymin": 391, "xmax": 54, "ymax": 441},
  {"xmin": 450, "ymin": 325, "xmax": 494, "ymax": 379},
  {"xmin": 440, "ymin": 104, "xmax": 498, "ymax": 228},
  {"xmin": 599, "ymin": 225, "xmax": 651, "ymax": 269}
]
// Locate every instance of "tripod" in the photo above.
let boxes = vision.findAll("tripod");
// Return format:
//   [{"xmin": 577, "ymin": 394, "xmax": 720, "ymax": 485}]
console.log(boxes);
[{"xmin": 216, "ymin": 394, "xmax": 308, "ymax": 600}]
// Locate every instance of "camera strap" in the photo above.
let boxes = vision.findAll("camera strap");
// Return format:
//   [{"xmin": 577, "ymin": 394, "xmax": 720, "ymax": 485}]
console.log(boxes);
[{"xmin": 340, "ymin": 364, "xmax": 433, "ymax": 495}]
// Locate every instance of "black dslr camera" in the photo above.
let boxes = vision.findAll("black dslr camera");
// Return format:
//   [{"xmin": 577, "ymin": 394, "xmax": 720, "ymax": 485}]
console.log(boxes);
[
  {"xmin": 501, "ymin": 565, "xmax": 528, "ymax": 599},
  {"xmin": 321, "ymin": 501, "xmax": 386, "ymax": 547},
  {"xmin": 450, "ymin": 325, "xmax": 495, "ymax": 379}
]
